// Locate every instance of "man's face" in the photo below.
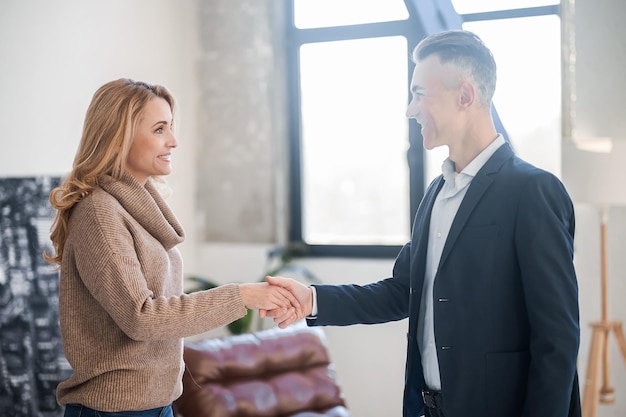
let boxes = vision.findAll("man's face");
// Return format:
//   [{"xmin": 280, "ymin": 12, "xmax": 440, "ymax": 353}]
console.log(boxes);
[{"xmin": 406, "ymin": 55, "xmax": 462, "ymax": 151}]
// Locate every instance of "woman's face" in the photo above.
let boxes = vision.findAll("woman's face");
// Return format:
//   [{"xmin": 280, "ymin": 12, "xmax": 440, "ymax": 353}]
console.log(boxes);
[{"xmin": 125, "ymin": 97, "xmax": 178, "ymax": 184}]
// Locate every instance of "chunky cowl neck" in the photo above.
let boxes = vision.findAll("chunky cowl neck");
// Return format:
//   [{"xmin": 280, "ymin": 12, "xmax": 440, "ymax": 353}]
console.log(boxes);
[{"xmin": 98, "ymin": 173, "xmax": 185, "ymax": 249}]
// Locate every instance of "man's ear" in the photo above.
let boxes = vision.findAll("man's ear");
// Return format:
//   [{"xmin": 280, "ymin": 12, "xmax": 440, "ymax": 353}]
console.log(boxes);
[{"xmin": 459, "ymin": 82, "xmax": 475, "ymax": 108}]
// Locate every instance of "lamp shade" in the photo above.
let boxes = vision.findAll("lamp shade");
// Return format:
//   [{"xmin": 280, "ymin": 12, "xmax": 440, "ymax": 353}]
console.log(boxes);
[{"xmin": 562, "ymin": 139, "xmax": 626, "ymax": 207}]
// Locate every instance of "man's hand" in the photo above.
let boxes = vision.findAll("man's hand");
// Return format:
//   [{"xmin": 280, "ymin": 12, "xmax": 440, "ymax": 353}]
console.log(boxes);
[
  {"xmin": 238, "ymin": 282, "xmax": 300, "ymax": 319},
  {"xmin": 261, "ymin": 275, "xmax": 313, "ymax": 328}
]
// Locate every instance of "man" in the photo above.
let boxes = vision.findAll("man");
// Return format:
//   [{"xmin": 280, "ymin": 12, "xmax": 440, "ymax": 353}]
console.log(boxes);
[{"xmin": 265, "ymin": 30, "xmax": 581, "ymax": 417}]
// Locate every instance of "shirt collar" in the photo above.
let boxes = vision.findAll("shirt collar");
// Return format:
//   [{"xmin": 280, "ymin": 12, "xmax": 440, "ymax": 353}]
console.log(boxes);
[{"xmin": 442, "ymin": 134, "xmax": 505, "ymax": 182}]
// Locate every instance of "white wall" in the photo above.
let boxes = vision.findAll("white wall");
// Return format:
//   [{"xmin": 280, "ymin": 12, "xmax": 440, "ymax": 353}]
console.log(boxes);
[
  {"xmin": 563, "ymin": 0, "xmax": 626, "ymax": 414},
  {"xmin": 0, "ymin": 0, "xmax": 200, "ymax": 270}
]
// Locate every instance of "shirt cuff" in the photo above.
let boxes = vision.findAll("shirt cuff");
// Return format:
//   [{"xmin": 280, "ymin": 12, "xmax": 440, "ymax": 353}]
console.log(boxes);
[{"xmin": 309, "ymin": 285, "xmax": 318, "ymax": 318}]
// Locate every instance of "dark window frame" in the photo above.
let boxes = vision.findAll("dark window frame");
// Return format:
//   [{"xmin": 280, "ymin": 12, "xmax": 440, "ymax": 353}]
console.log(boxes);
[{"xmin": 285, "ymin": 0, "xmax": 560, "ymax": 259}]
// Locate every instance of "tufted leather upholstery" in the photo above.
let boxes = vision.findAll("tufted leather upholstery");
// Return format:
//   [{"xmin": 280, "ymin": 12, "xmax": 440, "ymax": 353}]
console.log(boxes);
[{"xmin": 174, "ymin": 324, "xmax": 351, "ymax": 417}]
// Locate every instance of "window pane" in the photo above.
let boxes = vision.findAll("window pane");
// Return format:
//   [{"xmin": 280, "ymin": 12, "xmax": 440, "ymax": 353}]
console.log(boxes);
[
  {"xmin": 451, "ymin": 0, "xmax": 559, "ymax": 14},
  {"xmin": 294, "ymin": 0, "xmax": 408, "ymax": 29},
  {"xmin": 299, "ymin": 37, "xmax": 410, "ymax": 245},
  {"xmin": 425, "ymin": 15, "xmax": 562, "ymax": 183}
]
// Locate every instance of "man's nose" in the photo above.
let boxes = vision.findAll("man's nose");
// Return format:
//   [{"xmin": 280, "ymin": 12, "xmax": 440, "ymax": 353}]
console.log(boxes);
[{"xmin": 406, "ymin": 99, "xmax": 417, "ymax": 119}]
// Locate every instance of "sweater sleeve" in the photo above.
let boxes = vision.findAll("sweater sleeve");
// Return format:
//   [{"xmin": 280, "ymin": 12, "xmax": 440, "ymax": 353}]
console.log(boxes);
[{"xmin": 68, "ymin": 194, "xmax": 247, "ymax": 341}]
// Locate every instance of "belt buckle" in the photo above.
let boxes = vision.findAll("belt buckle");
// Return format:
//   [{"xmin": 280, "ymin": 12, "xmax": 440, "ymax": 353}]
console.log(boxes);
[{"xmin": 422, "ymin": 389, "xmax": 442, "ymax": 409}]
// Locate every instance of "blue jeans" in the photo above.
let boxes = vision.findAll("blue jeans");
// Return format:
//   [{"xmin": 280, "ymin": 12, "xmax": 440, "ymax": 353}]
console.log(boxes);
[{"xmin": 63, "ymin": 403, "xmax": 173, "ymax": 417}]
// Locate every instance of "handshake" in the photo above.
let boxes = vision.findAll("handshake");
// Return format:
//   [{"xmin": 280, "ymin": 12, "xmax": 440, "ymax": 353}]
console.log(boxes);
[{"xmin": 238, "ymin": 276, "xmax": 313, "ymax": 329}]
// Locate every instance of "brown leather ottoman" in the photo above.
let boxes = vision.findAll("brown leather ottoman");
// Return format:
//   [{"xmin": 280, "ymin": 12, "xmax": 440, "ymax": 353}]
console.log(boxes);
[{"xmin": 174, "ymin": 324, "xmax": 351, "ymax": 417}]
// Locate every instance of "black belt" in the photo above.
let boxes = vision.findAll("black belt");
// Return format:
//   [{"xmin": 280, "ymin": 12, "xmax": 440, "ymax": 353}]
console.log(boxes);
[{"xmin": 422, "ymin": 389, "xmax": 443, "ymax": 409}]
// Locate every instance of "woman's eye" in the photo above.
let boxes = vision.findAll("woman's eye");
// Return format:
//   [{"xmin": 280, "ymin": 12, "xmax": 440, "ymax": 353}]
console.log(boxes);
[{"xmin": 155, "ymin": 127, "xmax": 163, "ymax": 134}]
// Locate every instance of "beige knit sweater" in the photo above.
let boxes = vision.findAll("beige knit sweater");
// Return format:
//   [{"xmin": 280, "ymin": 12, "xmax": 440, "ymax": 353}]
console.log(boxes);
[{"xmin": 56, "ymin": 173, "xmax": 247, "ymax": 411}]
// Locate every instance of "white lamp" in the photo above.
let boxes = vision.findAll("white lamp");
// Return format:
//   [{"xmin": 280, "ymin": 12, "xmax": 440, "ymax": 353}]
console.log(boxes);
[
  {"xmin": 571, "ymin": 137, "xmax": 613, "ymax": 154},
  {"xmin": 562, "ymin": 139, "xmax": 626, "ymax": 417}
]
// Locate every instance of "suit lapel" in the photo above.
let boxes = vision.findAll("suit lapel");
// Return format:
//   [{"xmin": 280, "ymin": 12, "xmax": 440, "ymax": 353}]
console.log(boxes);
[
  {"xmin": 438, "ymin": 144, "xmax": 514, "ymax": 268},
  {"xmin": 411, "ymin": 175, "xmax": 444, "ymax": 274}
]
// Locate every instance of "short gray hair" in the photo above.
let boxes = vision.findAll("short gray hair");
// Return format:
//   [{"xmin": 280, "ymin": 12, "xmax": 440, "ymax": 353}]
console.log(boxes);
[{"xmin": 413, "ymin": 30, "xmax": 497, "ymax": 108}]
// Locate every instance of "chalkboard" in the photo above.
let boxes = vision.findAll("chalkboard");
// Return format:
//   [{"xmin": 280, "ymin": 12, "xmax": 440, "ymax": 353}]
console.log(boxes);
[{"xmin": 0, "ymin": 177, "xmax": 70, "ymax": 417}]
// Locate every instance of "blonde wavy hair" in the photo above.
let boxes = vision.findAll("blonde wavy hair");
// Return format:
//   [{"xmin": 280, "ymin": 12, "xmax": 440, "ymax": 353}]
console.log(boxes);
[{"xmin": 44, "ymin": 78, "xmax": 175, "ymax": 265}]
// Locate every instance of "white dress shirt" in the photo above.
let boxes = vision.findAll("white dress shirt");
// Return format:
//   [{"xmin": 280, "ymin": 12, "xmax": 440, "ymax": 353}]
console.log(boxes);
[
  {"xmin": 418, "ymin": 135, "xmax": 505, "ymax": 390},
  {"xmin": 309, "ymin": 135, "xmax": 505, "ymax": 390}
]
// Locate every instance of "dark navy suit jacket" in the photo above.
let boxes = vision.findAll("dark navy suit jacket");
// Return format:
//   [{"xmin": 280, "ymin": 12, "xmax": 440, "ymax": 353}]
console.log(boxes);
[{"xmin": 308, "ymin": 143, "xmax": 581, "ymax": 417}]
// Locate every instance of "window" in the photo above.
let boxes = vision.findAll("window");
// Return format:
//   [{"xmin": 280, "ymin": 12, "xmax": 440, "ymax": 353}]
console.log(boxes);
[
  {"xmin": 294, "ymin": 0, "xmax": 409, "ymax": 28},
  {"xmin": 287, "ymin": 0, "xmax": 417, "ymax": 257},
  {"xmin": 425, "ymin": 1, "xmax": 562, "ymax": 183},
  {"xmin": 451, "ymin": 0, "xmax": 559, "ymax": 14},
  {"xmin": 286, "ymin": 0, "xmax": 562, "ymax": 257},
  {"xmin": 299, "ymin": 37, "xmax": 410, "ymax": 246}
]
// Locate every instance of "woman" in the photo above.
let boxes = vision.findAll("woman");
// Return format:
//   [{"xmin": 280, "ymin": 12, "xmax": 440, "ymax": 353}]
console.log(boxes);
[{"xmin": 44, "ymin": 78, "xmax": 299, "ymax": 417}]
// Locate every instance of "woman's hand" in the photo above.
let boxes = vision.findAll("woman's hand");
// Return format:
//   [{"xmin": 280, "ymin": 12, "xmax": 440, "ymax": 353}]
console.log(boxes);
[
  {"xmin": 261, "ymin": 276, "xmax": 313, "ymax": 328},
  {"xmin": 238, "ymin": 282, "xmax": 301, "ymax": 317}
]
